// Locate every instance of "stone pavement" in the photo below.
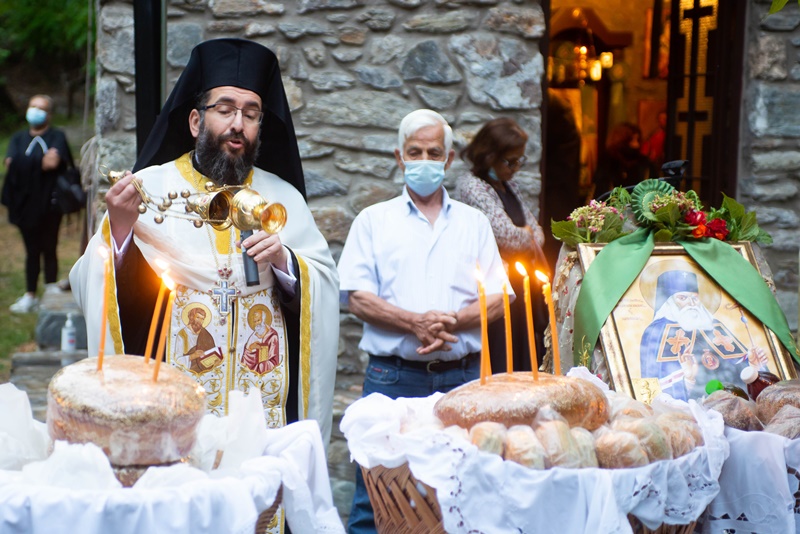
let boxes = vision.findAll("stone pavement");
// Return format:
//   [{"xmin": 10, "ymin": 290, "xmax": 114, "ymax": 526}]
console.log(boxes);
[{"xmin": 9, "ymin": 289, "xmax": 363, "ymax": 527}]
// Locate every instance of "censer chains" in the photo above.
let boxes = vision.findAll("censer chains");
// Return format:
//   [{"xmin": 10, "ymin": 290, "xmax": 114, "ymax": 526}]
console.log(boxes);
[{"xmin": 100, "ymin": 167, "xmax": 287, "ymax": 234}]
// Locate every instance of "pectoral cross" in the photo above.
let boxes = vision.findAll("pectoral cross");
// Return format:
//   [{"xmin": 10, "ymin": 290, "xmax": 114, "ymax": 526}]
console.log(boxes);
[
  {"xmin": 209, "ymin": 267, "xmax": 239, "ymax": 324},
  {"xmin": 667, "ymin": 328, "xmax": 691, "ymax": 356},
  {"xmin": 712, "ymin": 328, "xmax": 734, "ymax": 352}
]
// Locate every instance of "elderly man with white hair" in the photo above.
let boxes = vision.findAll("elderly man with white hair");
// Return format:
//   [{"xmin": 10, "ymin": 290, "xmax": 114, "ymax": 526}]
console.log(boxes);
[{"xmin": 337, "ymin": 109, "xmax": 510, "ymax": 533}]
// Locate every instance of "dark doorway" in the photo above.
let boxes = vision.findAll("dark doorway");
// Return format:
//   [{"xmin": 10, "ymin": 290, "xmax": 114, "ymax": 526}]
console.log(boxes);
[
  {"xmin": 540, "ymin": 0, "xmax": 746, "ymax": 267},
  {"xmin": 666, "ymin": 0, "xmax": 746, "ymax": 207}
]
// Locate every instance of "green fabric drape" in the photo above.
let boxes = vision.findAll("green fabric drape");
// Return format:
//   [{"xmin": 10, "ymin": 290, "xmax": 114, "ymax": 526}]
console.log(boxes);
[{"xmin": 571, "ymin": 231, "xmax": 799, "ymax": 365}]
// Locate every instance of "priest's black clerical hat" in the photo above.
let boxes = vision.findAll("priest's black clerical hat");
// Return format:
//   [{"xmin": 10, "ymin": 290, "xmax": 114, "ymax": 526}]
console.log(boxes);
[{"xmin": 133, "ymin": 38, "xmax": 306, "ymax": 198}]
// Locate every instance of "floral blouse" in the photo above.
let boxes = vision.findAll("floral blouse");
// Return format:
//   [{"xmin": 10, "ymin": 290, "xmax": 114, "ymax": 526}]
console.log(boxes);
[{"xmin": 455, "ymin": 173, "xmax": 545, "ymax": 259}]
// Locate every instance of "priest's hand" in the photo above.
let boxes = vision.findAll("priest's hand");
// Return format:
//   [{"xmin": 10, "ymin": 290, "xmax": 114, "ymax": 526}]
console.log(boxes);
[
  {"xmin": 106, "ymin": 171, "xmax": 143, "ymax": 248},
  {"xmin": 239, "ymin": 230, "xmax": 289, "ymax": 274},
  {"xmin": 747, "ymin": 347, "xmax": 768, "ymax": 368},
  {"xmin": 679, "ymin": 352, "xmax": 699, "ymax": 386}
]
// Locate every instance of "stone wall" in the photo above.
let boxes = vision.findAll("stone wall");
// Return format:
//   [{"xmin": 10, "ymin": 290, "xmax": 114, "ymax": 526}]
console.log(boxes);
[
  {"xmin": 95, "ymin": 0, "xmax": 545, "ymax": 371},
  {"xmin": 741, "ymin": 0, "xmax": 800, "ymax": 332}
]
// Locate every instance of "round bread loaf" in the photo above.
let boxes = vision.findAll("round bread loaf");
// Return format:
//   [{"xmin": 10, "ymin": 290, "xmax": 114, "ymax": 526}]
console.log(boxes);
[
  {"xmin": 47, "ymin": 355, "xmax": 206, "ymax": 467},
  {"xmin": 756, "ymin": 380, "xmax": 800, "ymax": 424},
  {"xmin": 433, "ymin": 372, "xmax": 609, "ymax": 431}
]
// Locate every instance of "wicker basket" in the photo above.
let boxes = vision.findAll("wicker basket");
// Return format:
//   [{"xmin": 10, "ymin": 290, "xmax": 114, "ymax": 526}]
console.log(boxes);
[
  {"xmin": 361, "ymin": 464, "xmax": 446, "ymax": 534},
  {"xmin": 363, "ymin": 463, "xmax": 701, "ymax": 534},
  {"xmin": 627, "ymin": 515, "xmax": 698, "ymax": 534},
  {"xmin": 254, "ymin": 485, "xmax": 283, "ymax": 534}
]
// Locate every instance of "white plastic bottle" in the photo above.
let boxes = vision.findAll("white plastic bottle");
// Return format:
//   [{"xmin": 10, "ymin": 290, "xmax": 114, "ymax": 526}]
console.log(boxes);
[{"xmin": 61, "ymin": 313, "xmax": 77, "ymax": 352}]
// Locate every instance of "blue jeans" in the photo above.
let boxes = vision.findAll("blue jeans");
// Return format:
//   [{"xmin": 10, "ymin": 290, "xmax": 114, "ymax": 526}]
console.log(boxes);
[{"xmin": 346, "ymin": 354, "xmax": 480, "ymax": 534}]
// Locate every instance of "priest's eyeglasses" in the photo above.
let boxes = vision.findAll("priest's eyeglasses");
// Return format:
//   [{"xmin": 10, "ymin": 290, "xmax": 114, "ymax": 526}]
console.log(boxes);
[
  {"xmin": 200, "ymin": 103, "xmax": 264, "ymax": 125},
  {"xmin": 502, "ymin": 156, "xmax": 527, "ymax": 169}
]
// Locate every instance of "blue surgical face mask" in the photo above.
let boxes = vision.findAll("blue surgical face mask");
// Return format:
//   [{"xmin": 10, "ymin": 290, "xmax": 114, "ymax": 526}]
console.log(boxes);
[
  {"xmin": 487, "ymin": 168, "xmax": 500, "ymax": 182},
  {"xmin": 403, "ymin": 159, "xmax": 445, "ymax": 197},
  {"xmin": 26, "ymin": 107, "xmax": 48, "ymax": 127}
]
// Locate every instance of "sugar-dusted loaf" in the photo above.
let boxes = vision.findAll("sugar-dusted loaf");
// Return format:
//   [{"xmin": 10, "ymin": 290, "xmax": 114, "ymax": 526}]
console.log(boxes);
[
  {"xmin": 47, "ymin": 355, "xmax": 206, "ymax": 467},
  {"xmin": 433, "ymin": 372, "xmax": 609, "ymax": 431}
]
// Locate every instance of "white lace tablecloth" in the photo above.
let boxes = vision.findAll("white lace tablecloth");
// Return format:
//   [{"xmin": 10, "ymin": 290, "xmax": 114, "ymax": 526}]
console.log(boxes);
[
  {"xmin": 701, "ymin": 427, "xmax": 800, "ymax": 533},
  {"xmin": 0, "ymin": 384, "xmax": 344, "ymax": 534},
  {"xmin": 341, "ymin": 370, "xmax": 729, "ymax": 534}
]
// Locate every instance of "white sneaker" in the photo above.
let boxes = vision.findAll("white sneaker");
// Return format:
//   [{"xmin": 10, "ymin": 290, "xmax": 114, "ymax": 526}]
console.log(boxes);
[
  {"xmin": 9, "ymin": 294, "xmax": 39, "ymax": 313},
  {"xmin": 44, "ymin": 283, "xmax": 62, "ymax": 295}
]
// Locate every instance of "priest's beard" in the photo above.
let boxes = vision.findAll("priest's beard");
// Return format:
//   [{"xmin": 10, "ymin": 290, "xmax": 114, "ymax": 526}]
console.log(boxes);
[
  {"xmin": 654, "ymin": 298, "xmax": 715, "ymax": 332},
  {"xmin": 195, "ymin": 119, "xmax": 261, "ymax": 186}
]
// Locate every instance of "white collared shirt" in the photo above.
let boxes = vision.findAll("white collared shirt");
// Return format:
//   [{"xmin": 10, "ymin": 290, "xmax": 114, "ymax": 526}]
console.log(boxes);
[{"xmin": 337, "ymin": 186, "xmax": 512, "ymax": 361}]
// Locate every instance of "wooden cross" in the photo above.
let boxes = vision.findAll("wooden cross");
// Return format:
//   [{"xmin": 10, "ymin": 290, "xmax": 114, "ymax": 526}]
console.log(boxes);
[{"xmin": 676, "ymin": 0, "xmax": 718, "ymax": 181}]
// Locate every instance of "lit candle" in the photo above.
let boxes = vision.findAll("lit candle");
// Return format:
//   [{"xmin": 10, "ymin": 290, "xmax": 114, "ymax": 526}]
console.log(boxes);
[
  {"xmin": 535, "ymin": 270, "xmax": 560, "ymax": 375},
  {"xmin": 516, "ymin": 262, "xmax": 538, "ymax": 381},
  {"xmin": 153, "ymin": 274, "xmax": 176, "ymax": 382},
  {"xmin": 144, "ymin": 259, "xmax": 170, "ymax": 366},
  {"xmin": 97, "ymin": 246, "xmax": 111, "ymax": 371},
  {"xmin": 502, "ymin": 281, "xmax": 513, "ymax": 374},
  {"xmin": 475, "ymin": 266, "xmax": 491, "ymax": 384}
]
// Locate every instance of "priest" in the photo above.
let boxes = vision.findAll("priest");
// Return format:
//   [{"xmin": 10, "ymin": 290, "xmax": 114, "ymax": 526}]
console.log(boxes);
[{"xmin": 70, "ymin": 39, "xmax": 339, "ymax": 444}]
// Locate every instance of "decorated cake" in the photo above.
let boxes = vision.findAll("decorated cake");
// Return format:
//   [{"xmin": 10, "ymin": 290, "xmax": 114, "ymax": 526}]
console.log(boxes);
[{"xmin": 47, "ymin": 355, "xmax": 206, "ymax": 474}]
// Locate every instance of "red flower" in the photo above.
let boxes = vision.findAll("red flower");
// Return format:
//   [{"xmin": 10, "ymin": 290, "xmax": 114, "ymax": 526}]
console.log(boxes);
[
  {"xmin": 684, "ymin": 210, "xmax": 707, "ymax": 226},
  {"xmin": 692, "ymin": 224, "xmax": 707, "ymax": 238},
  {"xmin": 706, "ymin": 218, "xmax": 729, "ymax": 240}
]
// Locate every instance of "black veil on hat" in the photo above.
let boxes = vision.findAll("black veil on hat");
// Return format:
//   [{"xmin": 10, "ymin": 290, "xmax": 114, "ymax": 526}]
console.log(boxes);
[{"xmin": 133, "ymin": 38, "xmax": 306, "ymax": 199}]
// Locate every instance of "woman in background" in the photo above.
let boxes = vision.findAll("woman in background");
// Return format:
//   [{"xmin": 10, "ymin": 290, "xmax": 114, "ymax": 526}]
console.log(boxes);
[
  {"xmin": 456, "ymin": 118, "xmax": 548, "ymax": 373},
  {"xmin": 2, "ymin": 94, "xmax": 72, "ymax": 313}
]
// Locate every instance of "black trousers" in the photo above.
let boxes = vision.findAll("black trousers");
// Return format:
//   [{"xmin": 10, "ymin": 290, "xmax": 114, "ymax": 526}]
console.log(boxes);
[{"xmin": 18, "ymin": 210, "xmax": 62, "ymax": 293}]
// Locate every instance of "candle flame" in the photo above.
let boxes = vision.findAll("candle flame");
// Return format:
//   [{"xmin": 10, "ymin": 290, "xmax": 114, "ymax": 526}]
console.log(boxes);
[
  {"xmin": 474, "ymin": 264, "xmax": 484, "ymax": 283},
  {"xmin": 535, "ymin": 270, "xmax": 549, "ymax": 284},
  {"xmin": 161, "ymin": 273, "xmax": 177, "ymax": 291},
  {"xmin": 515, "ymin": 261, "xmax": 527, "ymax": 277}
]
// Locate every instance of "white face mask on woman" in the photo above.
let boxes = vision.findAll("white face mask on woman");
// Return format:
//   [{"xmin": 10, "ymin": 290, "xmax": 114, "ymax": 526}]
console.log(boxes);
[
  {"xmin": 26, "ymin": 107, "xmax": 47, "ymax": 127},
  {"xmin": 403, "ymin": 159, "xmax": 445, "ymax": 197}
]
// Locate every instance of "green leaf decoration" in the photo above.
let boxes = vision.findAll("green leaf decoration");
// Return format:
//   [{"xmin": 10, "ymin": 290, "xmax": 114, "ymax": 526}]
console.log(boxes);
[
  {"xmin": 551, "ymin": 219, "xmax": 585, "ymax": 246},
  {"xmin": 630, "ymin": 179, "xmax": 675, "ymax": 224},
  {"xmin": 655, "ymin": 204, "xmax": 682, "ymax": 227},
  {"xmin": 608, "ymin": 187, "xmax": 631, "ymax": 211},
  {"xmin": 594, "ymin": 214, "xmax": 626, "ymax": 243},
  {"xmin": 756, "ymin": 228, "xmax": 774, "ymax": 244},
  {"xmin": 653, "ymin": 228, "xmax": 674, "ymax": 242},
  {"xmin": 737, "ymin": 212, "xmax": 759, "ymax": 242},
  {"xmin": 721, "ymin": 193, "xmax": 746, "ymax": 221},
  {"xmin": 769, "ymin": 0, "xmax": 791, "ymax": 14}
]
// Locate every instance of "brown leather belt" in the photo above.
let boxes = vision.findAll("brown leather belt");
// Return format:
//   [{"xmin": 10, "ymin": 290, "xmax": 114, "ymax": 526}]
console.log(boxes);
[{"xmin": 371, "ymin": 352, "xmax": 480, "ymax": 373}]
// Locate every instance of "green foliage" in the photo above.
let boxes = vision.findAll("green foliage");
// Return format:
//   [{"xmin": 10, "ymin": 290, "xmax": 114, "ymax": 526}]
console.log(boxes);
[
  {"xmin": 0, "ymin": 0, "xmax": 89, "ymax": 64},
  {"xmin": 709, "ymin": 193, "xmax": 772, "ymax": 244},
  {"xmin": 551, "ymin": 219, "xmax": 586, "ymax": 247},
  {"xmin": 770, "ymin": 0, "xmax": 793, "ymax": 14},
  {"xmin": 551, "ymin": 184, "xmax": 771, "ymax": 246}
]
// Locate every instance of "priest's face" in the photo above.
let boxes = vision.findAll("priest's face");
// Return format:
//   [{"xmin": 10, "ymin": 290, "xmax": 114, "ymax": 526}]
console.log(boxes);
[{"xmin": 190, "ymin": 86, "xmax": 262, "ymax": 185}]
